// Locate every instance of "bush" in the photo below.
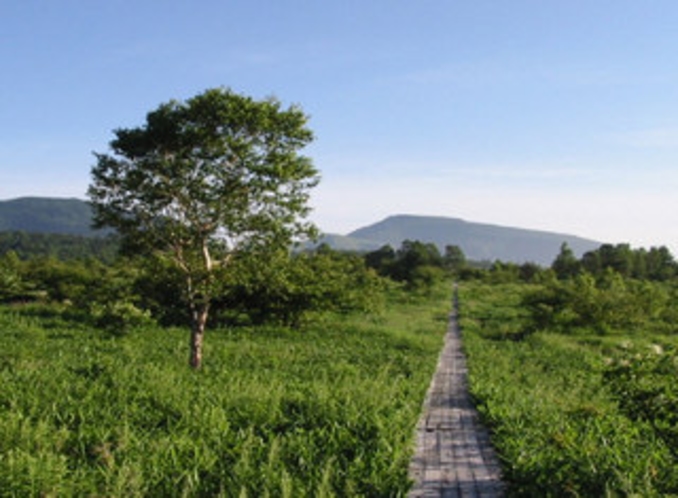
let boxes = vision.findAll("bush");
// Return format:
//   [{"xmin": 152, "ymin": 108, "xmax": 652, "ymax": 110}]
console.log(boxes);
[
  {"xmin": 215, "ymin": 247, "xmax": 386, "ymax": 326},
  {"xmin": 0, "ymin": 251, "xmax": 41, "ymax": 303},
  {"xmin": 524, "ymin": 271, "xmax": 670, "ymax": 334},
  {"xmin": 89, "ymin": 300, "xmax": 155, "ymax": 335}
]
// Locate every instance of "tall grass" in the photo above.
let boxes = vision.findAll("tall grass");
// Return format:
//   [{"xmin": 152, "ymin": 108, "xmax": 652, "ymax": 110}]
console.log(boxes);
[
  {"xmin": 459, "ymin": 282, "xmax": 678, "ymax": 496},
  {"xmin": 0, "ymin": 285, "xmax": 451, "ymax": 496}
]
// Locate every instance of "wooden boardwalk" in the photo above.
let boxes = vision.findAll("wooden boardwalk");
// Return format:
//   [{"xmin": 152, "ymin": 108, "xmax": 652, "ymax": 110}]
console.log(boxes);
[{"xmin": 408, "ymin": 290, "xmax": 504, "ymax": 497}]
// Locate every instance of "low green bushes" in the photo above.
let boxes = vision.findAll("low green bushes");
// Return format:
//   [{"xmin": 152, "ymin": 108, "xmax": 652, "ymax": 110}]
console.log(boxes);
[{"xmin": 523, "ymin": 272, "xmax": 672, "ymax": 335}]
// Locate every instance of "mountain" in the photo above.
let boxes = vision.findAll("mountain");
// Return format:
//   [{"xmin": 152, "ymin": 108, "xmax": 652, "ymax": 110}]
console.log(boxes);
[
  {"xmin": 0, "ymin": 197, "xmax": 100, "ymax": 236},
  {"xmin": 0, "ymin": 198, "xmax": 602, "ymax": 265},
  {"xmin": 322, "ymin": 214, "xmax": 602, "ymax": 265}
]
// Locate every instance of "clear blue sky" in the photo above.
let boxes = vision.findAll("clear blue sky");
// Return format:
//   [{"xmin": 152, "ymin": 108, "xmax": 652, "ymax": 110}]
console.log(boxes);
[{"xmin": 2, "ymin": 1, "xmax": 678, "ymax": 252}]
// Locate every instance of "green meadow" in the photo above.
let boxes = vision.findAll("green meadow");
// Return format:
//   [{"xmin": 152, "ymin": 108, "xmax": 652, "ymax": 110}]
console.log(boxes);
[
  {"xmin": 0, "ymin": 288, "xmax": 450, "ymax": 497},
  {"xmin": 5, "ymin": 237, "xmax": 678, "ymax": 496},
  {"xmin": 460, "ymin": 281, "xmax": 678, "ymax": 497}
]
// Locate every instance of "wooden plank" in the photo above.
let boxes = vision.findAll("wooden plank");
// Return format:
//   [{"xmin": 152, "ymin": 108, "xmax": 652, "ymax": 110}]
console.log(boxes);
[{"xmin": 408, "ymin": 288, "xmax": 504, "ymax": 497}]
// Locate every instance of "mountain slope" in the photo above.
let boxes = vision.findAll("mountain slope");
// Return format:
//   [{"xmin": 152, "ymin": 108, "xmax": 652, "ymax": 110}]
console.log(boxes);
[
  {"xmin": 0, "ymin": 198, "xmax": 602, "ymax": 264},
  {"xmin": 0, "ymin": 197, "xmax": 99, "ymax": 236},
  {"xmin": 339, "ymin": 214, "xmax": 601, "ymax": 265}
]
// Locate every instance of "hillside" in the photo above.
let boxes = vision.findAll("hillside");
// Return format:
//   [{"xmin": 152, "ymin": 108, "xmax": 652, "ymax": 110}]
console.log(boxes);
[
  {"xmin": 0, "ymin": 198, "xmax": 602, "ymax": 264},
  {"xmin": 0, "ymin": 197, "xmax": 100, "ymax": 236},
  {"xmin": 323, "ymin": 214, "xmax": 601, "ymax": 265}
]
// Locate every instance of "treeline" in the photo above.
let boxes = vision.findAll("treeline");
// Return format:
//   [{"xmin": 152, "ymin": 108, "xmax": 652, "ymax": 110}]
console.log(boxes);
[
  {"xmin": 364, "ymin": 240, "xmax": 467, "ymax": 289},
  {"xmin": 0, "ymin": 231, "xmax": 119, "ymax": 262},
  {"xmin": 0, "ymin": 234, "xmax": 465, "ymax": 332},
  {"xmin": 485, "ymin": 243, "xmax": 678, "ymax": 337},
  {"xmin": 3, "ymin": 230, "xmax": 677, "ymax": 336},
  {"xmin": 366, "ymin": 239, "xmax": 678, "ymax": 337},
  {"xmin": 447, "ymin": 241, "xmax": 678, "ymax": 285},
  {"xmin": 0, "ymin": 247, "xmax": 382, "ymax": 331},
  {"xmin": 552, "ymin": 242, "xmax": 677, "ymax": 281}
]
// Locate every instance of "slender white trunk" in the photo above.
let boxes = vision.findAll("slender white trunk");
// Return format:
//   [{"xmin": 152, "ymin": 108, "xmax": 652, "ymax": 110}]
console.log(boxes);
[
  {"xmin": 189, "ymin": 303, "xmax": 209, "ymax": 369},
  {"xmin": 185, "ymin": 242, "xmax": 215, "ymax": 369}
]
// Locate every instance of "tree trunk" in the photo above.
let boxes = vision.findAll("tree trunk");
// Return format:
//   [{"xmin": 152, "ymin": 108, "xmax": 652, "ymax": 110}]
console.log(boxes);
[{"xmin": 189, "ymin": 303, "xmax": 210, "ymax": 369}]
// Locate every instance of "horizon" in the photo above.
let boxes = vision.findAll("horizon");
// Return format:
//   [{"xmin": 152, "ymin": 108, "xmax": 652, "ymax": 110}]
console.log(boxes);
[
  {"xmin": 0, "ymin": 184, "xmax": 672, "ymax": 255},
  {"xmin": 0, "ymin": 194, "xmax": 633, "ymax": 249},
  {"xmin": 3, "ymin": 1, "xmax": 677, "ymax": 254}
]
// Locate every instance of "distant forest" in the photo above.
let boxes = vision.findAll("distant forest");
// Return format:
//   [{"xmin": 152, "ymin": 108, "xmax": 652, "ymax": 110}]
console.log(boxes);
[{"xmin": 0, "ymin": 231, "xmax": 119, "ymax": 262}]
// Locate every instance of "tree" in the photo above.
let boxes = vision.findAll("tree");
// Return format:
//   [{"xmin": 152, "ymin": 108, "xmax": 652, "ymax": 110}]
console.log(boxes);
[
  {"xmin": 391, "ymin": 240, "xmax": 444, "ymax": 290},
  {"xmin": 364, "ymin": 245, "xmax": 396, "ymax": 276},
  {"xmin": 88, "ymin": 88, "xmax": 319, "ymax": 368},
  {"xmin": 645, "ymin": 246, "xmax": 677, "ymax": 281},
  {"xmin": 443, "ymin": 244, "xmax": 467, "ymax": 273},
  {"xmin": 552, "ymin": 242, "xmax": 580, "ymax": 279},
  {"xmin": 597, "ymin": 243, "xmax": 634, "ymax": 277},
  {"xmin": 581, "ymin": 249, "xmax": 602, "ymax": 275},
  {"xmin": 518, "ymin": 262, "xmax": 543, "ymax": 282},
  {"xmin": 0, "ymin": 251, "xmax": 35, "ymax": 302}
]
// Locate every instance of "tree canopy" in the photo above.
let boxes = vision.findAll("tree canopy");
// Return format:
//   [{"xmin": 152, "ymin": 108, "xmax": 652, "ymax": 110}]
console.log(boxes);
[{"xmin": 88, "ymin": 88, "xmax": 319, "ymax": 368}]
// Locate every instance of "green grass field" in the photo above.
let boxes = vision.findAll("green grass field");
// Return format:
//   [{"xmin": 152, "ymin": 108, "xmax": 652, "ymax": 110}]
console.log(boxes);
[
  {"xmin": 0, "ymin": 287, "xmax": 451, "ymax": 497},
  {"xmin": 459, "ymin": 282, "xmax": 678, "ymax": 497},
  {"xmin": 11, "ymin": 277, "xmax": 678, "ymax": 497}
]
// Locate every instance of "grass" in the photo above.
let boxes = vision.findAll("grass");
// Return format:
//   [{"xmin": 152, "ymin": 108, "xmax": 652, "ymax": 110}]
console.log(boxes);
[
  {"xmin": 0, "ymin": 284, "xmax": 452, "ymax": 497},
  {"xmin": 459, "ymin": 282, "xmax": 678, "ymax": 497}
]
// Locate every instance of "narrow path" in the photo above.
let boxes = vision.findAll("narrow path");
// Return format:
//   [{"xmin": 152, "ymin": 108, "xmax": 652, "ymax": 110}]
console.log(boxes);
[{"xmin": 408, "ymin": 287, "xmax": 504, "ymax": 497}]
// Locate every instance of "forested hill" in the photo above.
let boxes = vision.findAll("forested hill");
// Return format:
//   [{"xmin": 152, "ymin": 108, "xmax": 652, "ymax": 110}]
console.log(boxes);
[
  {"xmin": 325, "ymin": 215, "xmax": 602, "ymax": 265},
  {"xmin": 0, "ymin": 197, "xmax": 100, "ymax": 236}
]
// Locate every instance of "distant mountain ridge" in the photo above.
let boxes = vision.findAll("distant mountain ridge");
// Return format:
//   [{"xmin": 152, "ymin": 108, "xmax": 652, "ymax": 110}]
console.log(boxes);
[
  {"xmin": 0, "ymin": 197, "xmax": 602, "ymax": 265},
  {"xmin": 322, "ymin": 214, "xmax": 602, "ymax": 265},
  {"xmin": 0, "ymin": 197, "xmax": 99, "ymax": 236}
]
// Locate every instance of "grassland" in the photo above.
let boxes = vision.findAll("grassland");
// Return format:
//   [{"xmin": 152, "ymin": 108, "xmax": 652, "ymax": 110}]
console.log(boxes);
[
  {"xmin": 12, "ymin": 275, "xmax": 678, "ymax": 497},
  {"xmin": 459, "ymin": 282, "xmax": 678, "ymax": 497},
  {"xmin": 0, "ymin": 286, "xmax": 451, "ymax": 497}
]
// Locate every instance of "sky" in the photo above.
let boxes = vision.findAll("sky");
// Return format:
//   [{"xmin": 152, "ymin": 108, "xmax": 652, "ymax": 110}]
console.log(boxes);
[{"xmin": 2, "ymin": 1, "xmax": 678, "ymax": 252}]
